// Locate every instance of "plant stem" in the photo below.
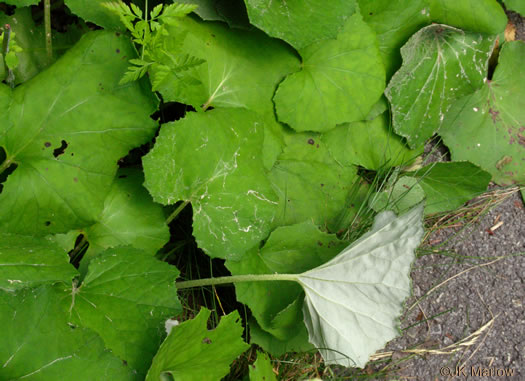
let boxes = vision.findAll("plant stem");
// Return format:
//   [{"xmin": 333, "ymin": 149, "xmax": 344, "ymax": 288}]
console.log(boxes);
[
  {"xmin": 166, "ymin": 200, "xmax": 189, "ymax": 224},
  {"xmin": 141, "ymin": 0, "xmax": 148, "ymax": 59},
  {"xmin": 2, "ymin": 24, "xmax": 15, "ymax": 88},
  {"xmin": 176, "ymin": 273, "xmax": 299, "ymax": 290},
  {"xmin": 44, "ymin": 0, "xmax": 52, "ymax": 63}
]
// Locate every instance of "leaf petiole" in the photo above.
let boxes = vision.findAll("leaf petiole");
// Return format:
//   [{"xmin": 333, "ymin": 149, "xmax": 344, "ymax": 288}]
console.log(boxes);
[{"xmin": 175, "ymin": 273, "xmax": 299, "ymax": 290}]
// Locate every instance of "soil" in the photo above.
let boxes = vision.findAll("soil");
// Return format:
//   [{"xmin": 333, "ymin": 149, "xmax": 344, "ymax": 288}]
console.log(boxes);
[{"xmin": 384, "ymin": 188, "xmax": 524, "ymax": 381}]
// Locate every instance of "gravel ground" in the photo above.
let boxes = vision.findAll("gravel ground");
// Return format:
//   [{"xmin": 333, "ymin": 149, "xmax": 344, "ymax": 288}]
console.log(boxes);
[{"xmin": 383, "ymin": 188, "xmax": 525, "ymax": 381}]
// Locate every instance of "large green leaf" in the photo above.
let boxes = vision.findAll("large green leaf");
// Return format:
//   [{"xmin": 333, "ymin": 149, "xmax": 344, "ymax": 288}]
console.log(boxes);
[
  {"xmin": 226, "ymin": 221, "xmax": 345, "ymax": 342},
  {"xmin": 268, "ymin": 130, "xmax": 363, "ymax": 230},
  {"xmin": 504, "ymin": 0, "xmax": 525, "ymax": 15},
  {"xmin": 64, "ymin": 0, "xmax": 124, "ymax": 30},
  {"xmin": 0, "ymin": 285, "xmax": 133, "ymax": 380},
  {"xmin": 243, "ymin": 0, "xmax": 357, "ymax": 50},
  {"xmin": 274, "ymin": 13, "xmax": 385, "ymax": 132},
  {"xmin": 440, "ymin": 42, "xmax": 525, "ymax": 185},
  {"xmin": 67, "ymin": 247, "xmax": 181, "ymax": 377},
  {"xmin": 0, "ymin": 234, "xmax": 77, "ymax": 291},
  {"xmin": 407, "ymin": 161, "xmax": 491, "ymax": 214},
  {"xmin": 299, "ymin": 205, "xmax": 424, "ymax": 368},
  {"xmin": 358, "ymin": 0, "xmax": 430, "ymax": 78},
  {"xmin": 385, "ymin": 25, "xmax": 495, "ymax": 149},
  {"xmin": 0, "ymin": 8, "xmax": 86, "ymax": 84},
  {"xmin": 145, "ymin": 308, "xmax": 249, "ymax": 381},
  {"xmin": 323, "ymin": 112, "xmax": 422, "ymax": 171},
  {"xmin": 0, "ymin": 31, "xmax": 158, "ymax": 235},
  {"xmin": 143, "ymin": 109, "xmax": 277, "ymax": 259},
  {"xmin": 428, "ymin": 0, "xmax": 507, "ymax": 35},
  {"xmin": 78, "ymin": 168, "xmax": 169, "ymax": 270},
  {"xmin": 248, "ymin": 317, "xmax": 313, "ymax": 356}
]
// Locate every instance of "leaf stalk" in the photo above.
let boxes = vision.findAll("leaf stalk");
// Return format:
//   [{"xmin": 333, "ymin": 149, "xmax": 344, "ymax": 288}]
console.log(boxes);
[
  {"xmin": 176, "ymin": 273, "xmax": 299, "ymax": 289},
  {"xmin": 166, "ymin": 200, "xmax": 190, "ymax": 224}
]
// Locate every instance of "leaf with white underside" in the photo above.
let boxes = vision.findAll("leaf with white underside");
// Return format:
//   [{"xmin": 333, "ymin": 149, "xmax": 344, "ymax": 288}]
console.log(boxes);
[
  {"xmin": 0, "ymin": 285, "xmax": 133, "ymax": 380},
  {"xmin": 385, "ymin": 25, "xmax": 495, "ymax": 149},
  {"xmin": 143, "ymin": 109, "xmax": 278, "ymax": 260},
  {"xmin": 298, "ymin": 205, "xmax": 424, "ymax": 367},
  {"xmin": 67, "ymin": 247, "xmax": 181, "ymax": 377},
  {"xmin": 274, "ymin": 13, "xmax": 385, "ymax": 132}
]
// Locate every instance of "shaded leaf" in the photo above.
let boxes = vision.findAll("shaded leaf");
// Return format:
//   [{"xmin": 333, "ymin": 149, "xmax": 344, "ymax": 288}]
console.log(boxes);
[
  {"xmin": 65, "ymin": 0, "xmax": 124, "ymax": 30},
  {"xmin": 1, "ymin": 0, "xmax": 39, "ymax": 6},
  {"xmin": 78, "ymin": 168, "xmax": 169, "ymax": 271},
  {"xmin": 385, "ymin": 25, "xmax": 495, "ymax": 148},
  {"xmin": 143, "ymin": 109, "xmax": 277, "ymax": 260},
  {"xmin": 176, "ymin": 0, "xmax": 251, "ymax": 29},
  {"xmin": 0, "ymin": 8, "xmax": 86, "ymax": 84},
  {"xmin": 299, "ymin": 205, "xmax": 424, "ymax": 367},
  {"xmin": 274, "ymin": 13, "xmax": 385, "ymax": 132},
  {"xmin": 358, "ymin": 0, "xmax": 430, "ymax": 78},
  {"xmin": 504, "ymin": 0, "xmax": 525, "ymax": 15},
  {"xmin": 0, "ymin": 234, "xmax": 77, "ymax": 291},
  {"xmin": 268, "ymin": 130, "xmax": 363, "ymax": 231},
  {"xmin": 226, "ymin": 221, "xmax": 345, "ymax": 342},
  {"xmin": 243, "ymin": 0, "xmax": 357, "ymax": 50},
  {"xmin": 0, "ymin": 31, "xmax": 158, "ymax": 235},
  {"xmin": 145, "ymin": 308, "xmax": 249, "ymax": 381},
  {"xmin": 0, "ymin": 285, "xmax": 133, "ymax": 380},
  {"xmin": 323, "ymin": 112, "xmax": 422, "ymax": 171},
  {"xmin": 248, "ymin": 317, "xmax": 313, "ymax": 356},
  {"xmin": 369, "ymin": 176, "xmax": 425, "ymax": 214},
  {"xmin": 68, "ymin": 247, "xmax": 181, "ymax": 377},
  {"xmin": 407, "ymin": 161, "xmax": 491, "ymax": 214},
  {"xmin": 440, "ymin": 41, "xmax": 525, "ymax": 185},
  {"xmin": 250, "ymin": 351, "xmax": 277, "ymax": 381}
]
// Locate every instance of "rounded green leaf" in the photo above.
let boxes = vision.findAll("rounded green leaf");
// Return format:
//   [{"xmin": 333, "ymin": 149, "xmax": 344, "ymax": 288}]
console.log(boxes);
[
  {"xmin": 358, "ymin": 0, "xmax": 431, "ymax": 78},
  {"xmin": 299, "ymin": 205, "xmax": 424, "ymax": 368},
  {"xmin": 146, "ymin": 308, "xmax": 249, "ymax": 381},
  {"xmin": 440, "ymin": 42, "xmax": 525, "ymax": 185},
  {"xmin": 428, "ymin": 0, "xmax": 507, "ymax": 35},
  {"xmin": 143, "ymin": 109, "xmax": 278, "ymax": 259},
  {"xmin": 385, "ymin": 25, "xmax": 496, "ymax": 149},
  {"xmin": 274, "ymin": 13, "xmax": 385, "ymax": 132},
  {"xmin": 0, "ymin": 285, "xmax": 133, "ymax": 380},
  {"xmin": 64, "ymin": 0, "xmax": 124, "ymax": 30},
  {"xmin": 68, "ymin": 247, "xmax": 181, "ymax": 377},
  {"xmin": 176, "ymin": 0, "xmax": 251, "ymax": 28},
  {"xmin": 0, "ymin": 234, "xmax": 77, "ymax": 291},
  {"xmin": 250, "ymin": 351, "xmax": 277, "ymax": 381},
  {"xmin": 323, "ymin": 112, "xmax": 422, "ymax": 171},
  {"xmin": 0, "ymin": 31, "xmax": 158, "ymax": 235},
  {"xmin": 243, "ymin": 0, "xmax": 357, "ymax": 50}
]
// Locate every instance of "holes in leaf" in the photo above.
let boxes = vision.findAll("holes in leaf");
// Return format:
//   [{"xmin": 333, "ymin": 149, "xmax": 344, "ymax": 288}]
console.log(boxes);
[
  {"xmin": 0, "ymin": 4, "xmax": 16, "ymax": 15},
  {"xmin": 53, "ymin": 140, "xmax": 68, "ymax": 158},
  {"xmin": 0, "ymin": 147, "xmax": 18, "ymax": 193},
  {"xmin": 69, "ymin": 234, "xmax": 89, "ymax": 269},
  {"xmin": 151, "ymin": 102, "xmax": 194, "ymax": 124}
]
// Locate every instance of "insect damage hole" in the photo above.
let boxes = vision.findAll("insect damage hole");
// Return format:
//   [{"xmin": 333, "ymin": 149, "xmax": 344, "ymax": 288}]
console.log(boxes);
[
  {"xmin": 0, "ymin": 147, "xmax": 18, "ymax": 193},
  {"xmin": 53, "ymin": 140, "xmax": 68, "ymax": 158}
]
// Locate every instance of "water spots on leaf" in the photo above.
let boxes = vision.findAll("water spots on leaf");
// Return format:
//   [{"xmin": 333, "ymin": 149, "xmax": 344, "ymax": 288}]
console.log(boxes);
[
  {"xmin": 488, "ymin": 108, "xmax": 500, "ymax": 123},
  {"xmin": 45, "ymin": 221, "xmax": 51, "ymax": 226},
  {"xmin": 317, "ymin": 241, "xmax": 323, "ymax": 246},
  {"xmin": 116, "ymin": 49, "xmax": 120, "ymax": 54},
  {"xmin": 44, "ymin": 142, "xmax": 51, "ymax": 148},
  {"xmin": 73, "ymin": 177, "xmax": 78, "ymax": 183},
  {"xmin": 53, "ymin": 140, "xmax": 68, "ymax": 158},
  {"xmin": 307, "ymin": 138, "xmax": 315, "ymax": 145},
  {"xmin": 202, "ymin": 337, "xmax": 212, "ymax": 344}
]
